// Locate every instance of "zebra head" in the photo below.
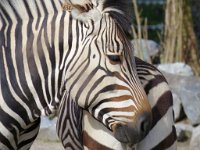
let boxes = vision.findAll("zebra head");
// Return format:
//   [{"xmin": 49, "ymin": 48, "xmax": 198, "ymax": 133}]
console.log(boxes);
[{"xmin": 63, "ymin": 0, "xmax": 152, "ymax": 145}]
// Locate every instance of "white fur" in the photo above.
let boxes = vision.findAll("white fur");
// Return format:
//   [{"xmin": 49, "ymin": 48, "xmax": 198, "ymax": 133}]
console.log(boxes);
[
  {"xmin": 71, "ymin": 7, "xmax": 102, "ymax": 22},
  {"xmin": 67, "ymin": 0, "xmax": 91, "ymax": 6},
  {"xmin": 63, "ymin": 0, "xmax": 104, "ymax": 23},
  {"xmin": 103, "ymin": 8, "xmax": 124, "ymax": 15},
  {"xmin": 135, "ymin": 107, "xmax": 175, "ymax": 150},
  {"xmin": 82, "ymin": 107, "xmax": 176, "ymax": 150},
  {"xmin": 83, "ymin": 111, "xmax": 127, "ymax": 150}
]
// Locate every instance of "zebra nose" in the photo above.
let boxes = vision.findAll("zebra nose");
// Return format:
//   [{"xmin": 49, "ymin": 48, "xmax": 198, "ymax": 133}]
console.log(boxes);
[
  {"xmin": 139, "ymin": 112, "xmax": 152, "ymax": 135},
  {"xmin": 113, "ymin": 112, "xmax": 152, "ymax": 144}
]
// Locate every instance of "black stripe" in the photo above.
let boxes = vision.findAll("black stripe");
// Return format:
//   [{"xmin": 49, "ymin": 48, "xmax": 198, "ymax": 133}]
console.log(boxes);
[
  {"xmin": 151, "ymin": 91, "xmax": 173, "ymax": 128},
  {"xmin": 0, "ymin": 132, "xmax": 15, "ymax": 150},
  {"xmin": 144, "ymin": 75, "xmax": 167, "ymax": 95},
  {"xmin": 59, "ymin": 12, "xmax": 65, "ymax": 66},
  {"xmin": 0, "ymin": 2, "xmax": 33, "ymax": 118},
  {"xmin": 18, "ymin": 118, "xmax": 40, "ymax": 148},
  {"xmin": 86, "ymin": 20, "xmax": 95, "ymax": 37},
  {"xmin": 63, "ymin": 15, "xmax": 73, "ymax": 70},
  {"xmin": 26, "ymin": 13, "xmax": 47, "ymax": 109},
  {"xmin": 152, "ymin": 126, "xmax": 177, "ymax": 150},
  {"xmin": 13, "ymin": 11, "xmax": 40, "ymax": 118},
  {"xmin": 75, "ymin": 68, "xmax": 99, "ymax": 106},
  {"xmin": 0, "ymin": 52, "xmax": 32, "ymax": 124},
  {"xmin": 57, "ymin": 94, "xmax": 83, "ymax": 150},
  {"xmin": 68, "ymin": 21, "xmax": 83, "ymax": 72},
  {"xmin": 0, "ymin": 108, "xmax": 24, "ymax": 144}
]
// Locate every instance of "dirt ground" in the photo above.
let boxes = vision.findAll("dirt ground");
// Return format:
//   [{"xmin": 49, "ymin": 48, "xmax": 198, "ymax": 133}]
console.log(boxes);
[
  {"xmin": 31, "ymin": 140, "xmax": 64, "ymax": 150},
  {"xmin": 31, "ymin": 140, "xmax": 189, "ymax": 150}
]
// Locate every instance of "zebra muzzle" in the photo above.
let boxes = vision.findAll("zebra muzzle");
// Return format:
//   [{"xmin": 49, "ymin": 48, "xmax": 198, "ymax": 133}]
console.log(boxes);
[{"xmin": 112, "ymin": 112, "xmax": 152, "ymax": 144}]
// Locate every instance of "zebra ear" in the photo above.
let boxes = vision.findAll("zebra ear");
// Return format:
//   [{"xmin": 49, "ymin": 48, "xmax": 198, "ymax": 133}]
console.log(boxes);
[
  {"xmin": 71, "ymin": 7, "xmax": 102, "ymax": 23},
  {"xmin": 62, "ymin": 0, "xmax": 102, "ymax": 22}
]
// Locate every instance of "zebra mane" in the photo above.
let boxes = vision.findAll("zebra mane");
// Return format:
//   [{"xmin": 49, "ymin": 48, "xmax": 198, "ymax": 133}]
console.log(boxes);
[{"xmin": 103, "ymin": 0, "xmax": 132, "ymax": 36}]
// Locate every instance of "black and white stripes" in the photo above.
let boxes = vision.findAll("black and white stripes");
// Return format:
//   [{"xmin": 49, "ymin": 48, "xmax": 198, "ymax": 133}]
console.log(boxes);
[
  {"xmin": 57, "ymin": 92, "xmax": 83, "ymax": 150},
  {"xmin": 0, "ymin": 0, "xmax": 152, "ymax": 149},
  {"xmin": 57, "ymin": 57, "xmax": 177, "ymax": 150}
]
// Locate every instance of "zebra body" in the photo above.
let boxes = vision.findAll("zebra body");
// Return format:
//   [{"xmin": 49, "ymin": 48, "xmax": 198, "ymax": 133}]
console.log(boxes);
[
  {"xmin": 0, "ymin": 0, "xmax": 152, "ymax": 149},
  {"xmin": 57, "ymin": 57, "xmax": 177, "ymax": 150}
]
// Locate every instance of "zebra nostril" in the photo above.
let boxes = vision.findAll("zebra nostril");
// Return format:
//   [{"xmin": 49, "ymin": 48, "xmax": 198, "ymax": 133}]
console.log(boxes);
[
  {"xmin": 113, "ymin": 122, "xmax": 146, "ymax": 144},
  {"xmin": 141, "ymin": 118, "xmax": 150, "ymax": 133},
  {"xmin": 141, "ymin": 120, "xmax": 148, "ymax": 133},
  {"xmin": 139, "ymin": 113, "xmax": 152, "ymax": 135},
  {"xmin": 112, "ymin": 124, "xmax": 129, "ymax": 143}
]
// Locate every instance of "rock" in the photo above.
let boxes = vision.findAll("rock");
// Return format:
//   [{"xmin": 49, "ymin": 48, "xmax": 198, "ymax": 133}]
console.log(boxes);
[
  {"xmin": 157, "ymin": 63, "xmax": 194, "ymax": 76},
  {"xmin": 132, "ymin": 39, "xmax": 160, "ymax": 62},
  {"xmin": 190, "ymin": 125, "xmax": 200, "ymax": 150},
  {"xmin": 175, "ymin": 121, "xmax": 193, "ymax": 142},
  {"xmin": 37, "ymin": 117, "xmax": 59, "ymax": 142},
  {"xmin": 163, "ymin": 73, "xmax": 200, "ymax": 125},
  {"xmin": 172, "ymin": 92, "xmax": 182, "ymax": 121}
]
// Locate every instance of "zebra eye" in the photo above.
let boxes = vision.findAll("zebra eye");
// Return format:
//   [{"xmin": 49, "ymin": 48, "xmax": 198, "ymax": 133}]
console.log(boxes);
[{"xmin": 107, "ymin": 55, "xmax": 121, "ymax": 63}]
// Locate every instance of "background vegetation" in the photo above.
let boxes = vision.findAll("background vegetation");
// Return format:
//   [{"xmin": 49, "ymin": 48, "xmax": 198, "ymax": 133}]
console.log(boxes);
[{"xmin": 132, "ymin": 0, "xmax": 200, "ymax": 75}]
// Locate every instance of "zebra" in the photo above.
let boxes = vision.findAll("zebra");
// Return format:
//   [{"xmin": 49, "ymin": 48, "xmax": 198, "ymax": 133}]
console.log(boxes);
[
  {"xmin": 57, "ymin": 57, "xmax": 177, "ymax": 150},
  {"xmin": 0, "ymin": 0, "xmax": 152, "ymax": 149}
]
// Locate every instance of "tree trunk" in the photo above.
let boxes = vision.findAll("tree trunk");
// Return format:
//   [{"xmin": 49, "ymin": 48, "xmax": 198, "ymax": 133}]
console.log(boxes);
[{"xmin": 162, "ymin": 0, "xmax": 200, "ymax": 75}]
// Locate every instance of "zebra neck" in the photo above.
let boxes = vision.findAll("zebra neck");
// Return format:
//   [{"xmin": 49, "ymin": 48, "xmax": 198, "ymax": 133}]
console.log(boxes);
[{"xmin": 0, "ymin": 0, "xmax": 84, "ymax": 117}]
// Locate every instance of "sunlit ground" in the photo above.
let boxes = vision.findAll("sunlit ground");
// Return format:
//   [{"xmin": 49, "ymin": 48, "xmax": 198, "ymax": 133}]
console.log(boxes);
[{"xmin": 31, "ymin": 140, "xmax": 64, "ymax": 150}]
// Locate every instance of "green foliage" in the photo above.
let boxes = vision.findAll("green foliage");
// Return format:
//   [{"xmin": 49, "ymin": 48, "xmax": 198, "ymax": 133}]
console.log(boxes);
[
  {"xmin": 133, "ymin": 3, "xmax": 165, "ymax": 43},
  {"xmin": 138, "ymin": 4, "xmax": 164, "ymax": 25},
  {"xmin": 148, "ymin": 29, "xmax": 161, "ymax": 42}
]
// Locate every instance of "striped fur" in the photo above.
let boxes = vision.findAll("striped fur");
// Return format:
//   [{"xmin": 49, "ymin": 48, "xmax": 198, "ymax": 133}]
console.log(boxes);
[
  {"xmin": 57, "ymin": 92, "xmax": 83, "ymax": 150},
  {"xmin": 57, "ymin": 57, "xmax": 177, "ymax": 150},
  {"xmin": 0, "ymin": 0, "xmax": 152, "ymax": 149}
]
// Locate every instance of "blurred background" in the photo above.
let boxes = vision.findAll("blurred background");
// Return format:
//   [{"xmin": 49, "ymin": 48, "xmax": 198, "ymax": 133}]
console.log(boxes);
[
  {"xmin": 130, "ymin": 0, "xmax": 200, "ymax": 75},
  {"xmin": 32, "ymin": 0, "xmax": 200, "ymax": 149}
]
